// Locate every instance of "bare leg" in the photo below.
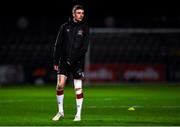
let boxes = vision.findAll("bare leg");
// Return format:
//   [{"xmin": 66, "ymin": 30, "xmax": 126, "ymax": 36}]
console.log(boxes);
[{"xmin": 52, "ymin": 74, "xmax": 67, "ymax": 121}]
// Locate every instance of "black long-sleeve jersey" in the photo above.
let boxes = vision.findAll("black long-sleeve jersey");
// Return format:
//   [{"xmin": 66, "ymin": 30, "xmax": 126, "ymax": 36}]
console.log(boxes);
[{"xmin": 53, "ymin": 18, "xmax": 89, "ymax": 65}]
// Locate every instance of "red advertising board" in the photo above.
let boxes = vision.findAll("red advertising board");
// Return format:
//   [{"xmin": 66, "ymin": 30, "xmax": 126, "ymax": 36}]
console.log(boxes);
[{"xmin": 86, "ymin": 64, "xmax": 166, "ymax": 82}]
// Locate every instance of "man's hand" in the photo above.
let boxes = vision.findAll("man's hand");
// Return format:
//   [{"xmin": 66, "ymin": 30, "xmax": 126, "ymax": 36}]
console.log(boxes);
[{"xmin": 54, "ymin": 65, "xmax": 59, "ymax": 71}]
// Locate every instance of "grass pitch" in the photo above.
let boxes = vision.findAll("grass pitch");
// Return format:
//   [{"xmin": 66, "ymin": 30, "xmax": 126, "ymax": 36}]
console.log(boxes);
[{"xmin": 0, "ymin": 83, "xmax": 180, "ymax": 126}]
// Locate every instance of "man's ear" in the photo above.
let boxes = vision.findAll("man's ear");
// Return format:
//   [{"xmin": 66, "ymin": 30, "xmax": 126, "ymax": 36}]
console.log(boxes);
[{"xmin": 72, "ymin": 13, "xmax": 75, "ymax": 18}]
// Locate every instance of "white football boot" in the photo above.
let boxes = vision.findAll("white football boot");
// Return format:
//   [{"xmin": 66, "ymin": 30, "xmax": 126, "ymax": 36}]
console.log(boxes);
[
  {"xmin": 52, "ymin": 112, "xmax": 64, "ymax": 121},
  {"xmin": 73, "ymin": 115, "xmax": 81, "ymax": 121}
]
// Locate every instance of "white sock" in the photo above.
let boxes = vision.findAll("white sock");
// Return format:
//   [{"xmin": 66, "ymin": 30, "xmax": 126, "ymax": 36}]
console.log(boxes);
[
  {"xmin": 57, "ymin": 94, "xmax": 64, "ymax": 113},
  {"xmin": 76, "ymin": 98, "xmax": 83, "ymax": 117},
  {"xmin": 74, "ymin": 79, "xmax": 83, "ymax": 117}
]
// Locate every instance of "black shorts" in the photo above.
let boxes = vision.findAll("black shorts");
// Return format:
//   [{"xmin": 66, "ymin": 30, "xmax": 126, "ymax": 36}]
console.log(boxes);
[{"xmin": 57, "ymin": 60, "xmax": 85, "ymax": 79}]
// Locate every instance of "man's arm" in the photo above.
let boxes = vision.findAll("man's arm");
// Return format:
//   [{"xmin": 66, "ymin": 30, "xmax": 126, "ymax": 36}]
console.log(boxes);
[
  {"xmin": 53, "ymin": 25, "xmax": 64, "ymax": 69},
  {"xmin": 70, "ymin": 26, "xmax": 90, "ymax": 63}
]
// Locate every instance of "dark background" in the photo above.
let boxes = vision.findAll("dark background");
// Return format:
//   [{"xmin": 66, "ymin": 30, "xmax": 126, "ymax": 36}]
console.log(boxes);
[
  {"xmin": 0, "ymin": 0, "xmax": 180, "ymax": 28},
  {"xmin": 0, "ymin": 0, "xmax": 180, "ymax": 84}
]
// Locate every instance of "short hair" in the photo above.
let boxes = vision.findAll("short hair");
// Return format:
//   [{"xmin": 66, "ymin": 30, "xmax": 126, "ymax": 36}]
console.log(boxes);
[{"xmin": 72, "ymin": 5, "xmax": 84, "ymax": 13}]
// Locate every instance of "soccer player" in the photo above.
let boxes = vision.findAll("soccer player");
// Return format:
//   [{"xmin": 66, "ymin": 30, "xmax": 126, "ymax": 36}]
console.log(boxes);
[{"xmin": 52, "ymin": 5, "xmax": 89, "ymax": 122}]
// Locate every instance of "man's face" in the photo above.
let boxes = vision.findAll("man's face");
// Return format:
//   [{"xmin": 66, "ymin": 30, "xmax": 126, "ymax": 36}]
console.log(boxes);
[{"xmin": 73, "ymin": 9, "xmax": 84, "ymax": 22}]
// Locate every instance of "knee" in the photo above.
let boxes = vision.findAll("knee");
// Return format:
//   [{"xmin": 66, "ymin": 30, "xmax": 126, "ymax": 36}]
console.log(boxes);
[
  {"xmin": 56, "ymin": 82, "xmax": 65, "ymax": 91},
  {"xmin": 75, "ymin": 88, "xmax": 83, "ymax": 94}
]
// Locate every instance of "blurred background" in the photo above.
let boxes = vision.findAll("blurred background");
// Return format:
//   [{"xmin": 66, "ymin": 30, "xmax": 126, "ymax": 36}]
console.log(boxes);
[{"xmin": 0, "ymin": 0, "xmax": 180, "ymax": 85}]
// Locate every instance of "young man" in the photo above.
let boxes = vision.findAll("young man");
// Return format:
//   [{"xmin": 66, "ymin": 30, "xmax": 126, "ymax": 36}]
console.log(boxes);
[{"xmin": 52, "ymin": 5, "xmax": 89, "ymax": 122}]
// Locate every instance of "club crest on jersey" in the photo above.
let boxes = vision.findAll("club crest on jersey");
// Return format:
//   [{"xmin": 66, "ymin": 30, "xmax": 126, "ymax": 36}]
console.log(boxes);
[{"xmin": 77, "ymin": 30, "xmax": 83, "ymax": 36}]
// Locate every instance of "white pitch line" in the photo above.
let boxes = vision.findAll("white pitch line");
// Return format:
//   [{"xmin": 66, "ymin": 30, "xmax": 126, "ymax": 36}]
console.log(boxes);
[
  {"xmin": 0, "ymin": 99, "xmax": 51, "ymax": 103},
  {"xmin": 1, "ymin": 99, "xmax": 180, "ymax": 109},
  {"xmin": 0, "ymin": 99, "xmax": 24, "ymax": 103},
  {"xmin": 162, "ymin": 106, "xmax": 180, "ymax": 108},
  {"xmin": 87, "ymin": 105, "xmax": 180, "ymax": 109}
]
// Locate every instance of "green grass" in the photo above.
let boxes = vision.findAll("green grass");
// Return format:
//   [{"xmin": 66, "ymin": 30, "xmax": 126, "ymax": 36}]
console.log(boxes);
[{"xmin": 0, "ymin": 83, "xmax": 180, "ymax": 126}]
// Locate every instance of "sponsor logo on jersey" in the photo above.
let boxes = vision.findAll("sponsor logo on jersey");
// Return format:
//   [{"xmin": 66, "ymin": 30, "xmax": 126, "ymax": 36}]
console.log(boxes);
[{"xmin": 77, "ymin": 30, "xmax": 83, "ymax": 36}]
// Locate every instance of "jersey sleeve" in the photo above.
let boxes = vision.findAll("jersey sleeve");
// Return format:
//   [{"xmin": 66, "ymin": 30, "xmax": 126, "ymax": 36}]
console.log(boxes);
[{"xmin": 53, "ymin": 25, "xmax": 64, "ymax": 65}]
